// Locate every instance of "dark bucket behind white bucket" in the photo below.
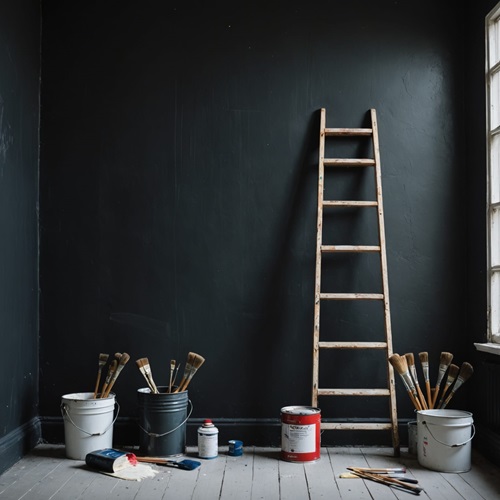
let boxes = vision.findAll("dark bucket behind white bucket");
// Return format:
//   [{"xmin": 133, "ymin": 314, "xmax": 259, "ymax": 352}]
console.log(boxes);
[
  {"xmin": 137, "ymin": 387, "xmax": 191, "ymax": 457},
  {"xmin": 61, "ymin": 392, "xmax": 117, "ymax": 460},
  {"xmin": 417, "ymin": 409, "xmax": 474, "ymax": 473}
]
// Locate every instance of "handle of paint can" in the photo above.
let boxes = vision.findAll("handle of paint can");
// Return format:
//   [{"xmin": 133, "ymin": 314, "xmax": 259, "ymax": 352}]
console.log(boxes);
[
  {"xmin": 422, "ymin": 420, "xmax": 476, "ymax": 448},
  {"xmin": 60, "ymin": 401, "xmax": 120, "ymax": 437},
  {"xmin": 138, "ymin": 399, "xmax": 193, "ymax": 438}
]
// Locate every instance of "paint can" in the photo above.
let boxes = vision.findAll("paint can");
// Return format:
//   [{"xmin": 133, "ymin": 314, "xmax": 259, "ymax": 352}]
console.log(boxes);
[
  {"xmin": 137, "ymin": 386, "xmax": 191, "ymax": 457},
  {"xmin": 228, "ymin": 440, "xmax": 243, "ymax": 457},
  {"xmin": 280, "ymin": 406, "xmax": 321, "ymax": 463},
  {"xmin": 417, "ymin": 409, "xmax": 474, "ymax": 473},
  {"xmin": 61, "ymin": 392, "xmax": 118, "ymax": 460},
  {"xmin": 197, "ymin": 419, "xmax": 219, "ymax": 459}
]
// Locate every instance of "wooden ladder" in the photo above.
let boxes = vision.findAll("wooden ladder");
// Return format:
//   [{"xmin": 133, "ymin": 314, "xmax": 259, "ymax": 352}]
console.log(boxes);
[{"xmin": 312, "ymin": 108, "xmax": 400, "ymax": 456}]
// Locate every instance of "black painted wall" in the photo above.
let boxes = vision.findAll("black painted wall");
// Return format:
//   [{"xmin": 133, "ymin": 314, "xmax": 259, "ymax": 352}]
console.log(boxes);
[
  {"xmin": 38, "ymin": 0, "xmax": 499, "ymax": 450},
  {"xmin": 0, "ymin": 0, "xmax": 41, "ymax": 474}
]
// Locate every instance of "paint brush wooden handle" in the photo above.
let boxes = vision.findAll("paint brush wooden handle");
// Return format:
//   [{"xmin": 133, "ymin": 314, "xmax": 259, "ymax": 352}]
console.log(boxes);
[
  {"xmin": 174, "ymin": 352, "xmax": 195, "ymax": 393},
  {"xmin": 102, "ymin": 352, "xmax": 130, "ymax": 398},
  {"xmin": 100, "ymin": 359, "xmax": 117, "ymax": 398},
  {"xmin": 93, "ymin": 353, "xmax": 109, "ymax": 399}
]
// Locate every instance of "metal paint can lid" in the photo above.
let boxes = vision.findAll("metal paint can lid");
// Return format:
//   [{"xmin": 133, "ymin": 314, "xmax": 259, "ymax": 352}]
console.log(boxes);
[
  {"xmin": 228, "ymin": 440, "xmax": 243, "ymax": 456},
  {"xmin": 281, "ymin": 406, "xmax": 321, "ymax": 416}
]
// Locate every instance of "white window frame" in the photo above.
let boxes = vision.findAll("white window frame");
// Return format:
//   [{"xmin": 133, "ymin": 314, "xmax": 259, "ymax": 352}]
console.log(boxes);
[{"xmin": 479, "ymin": 2, "xmax": 500, "ymax": 355}]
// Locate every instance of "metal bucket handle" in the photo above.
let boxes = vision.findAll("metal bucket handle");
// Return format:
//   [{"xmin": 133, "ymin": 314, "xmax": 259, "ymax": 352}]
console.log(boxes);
[
  {"xmin": 138, "ymin": 399, "xmax": 193, "ymax": 438},
  {"xmin": 422, "ymin": 420, "xmax": 475, "ymax": 448},
  {"xmin": 60, "ymin": 401, "xmax": 120, "ymax": 437}
]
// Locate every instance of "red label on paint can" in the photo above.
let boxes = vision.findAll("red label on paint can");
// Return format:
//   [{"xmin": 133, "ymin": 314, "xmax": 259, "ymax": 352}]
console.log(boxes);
[{"xmin": 280, "ymin": 406, "xmax": 321, "ymax": 463}]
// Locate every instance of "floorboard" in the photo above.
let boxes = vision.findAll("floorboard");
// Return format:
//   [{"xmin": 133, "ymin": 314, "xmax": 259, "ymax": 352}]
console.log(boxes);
[{"xmin": 1, "ymin": 444, "xmax": 500, "ymax": 499}]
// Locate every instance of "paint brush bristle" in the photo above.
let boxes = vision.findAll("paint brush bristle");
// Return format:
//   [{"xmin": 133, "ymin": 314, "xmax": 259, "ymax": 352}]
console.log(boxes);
[
  {"xmin": 102, "ymin": 352, "xmax": 130, "ymax": 398},
  {"xmin": 437, "ymin": 363, "xmax": 459, "ymax": 409},
  {"xmin": 431, "ymin": 351, "xmax": 454, "ymax": 408},
  {"xmin": 405, "ymin": 352, "xmax": 428, "ymax": 409},
  {"xmin": 93, "ymin": 353, "xmax": 110, "ymax": 399},
  {"xmin": 418, "ymin": 351, "xmax": 432, "ymax": 408},
  {"xmin": 388, "ymin": 354, "xmax": 422, "ymax": 410},
  {"xmin": 441, "ymin": 362, "xmax": 474, "ymax": 409}
]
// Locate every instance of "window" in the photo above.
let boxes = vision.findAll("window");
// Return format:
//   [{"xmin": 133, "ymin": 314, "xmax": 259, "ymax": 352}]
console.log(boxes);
[{"xmin": 483, "ymin": 2, "xmax": 500, "ymax": 353}]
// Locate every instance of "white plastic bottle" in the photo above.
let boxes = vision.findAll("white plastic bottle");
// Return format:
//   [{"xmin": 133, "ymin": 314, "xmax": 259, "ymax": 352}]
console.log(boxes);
[{"xmin": 197, "ymin": 419, "xmax": 218, "ymax": 459}]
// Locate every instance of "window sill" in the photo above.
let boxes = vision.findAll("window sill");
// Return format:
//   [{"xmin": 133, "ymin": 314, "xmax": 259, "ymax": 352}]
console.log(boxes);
[{"xmin": 474, "ymin": 342, "xmax": 500, "ymax": 355}]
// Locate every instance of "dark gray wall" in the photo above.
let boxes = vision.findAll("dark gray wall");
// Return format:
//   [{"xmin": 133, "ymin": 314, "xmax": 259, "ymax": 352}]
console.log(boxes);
[
  {"xmin": 0, "ymin": 0, "xmax": 40, "ymax": 474},
  {"xmin": 39, "ymin": 0, "xmax": 473, "ymax": 447}
]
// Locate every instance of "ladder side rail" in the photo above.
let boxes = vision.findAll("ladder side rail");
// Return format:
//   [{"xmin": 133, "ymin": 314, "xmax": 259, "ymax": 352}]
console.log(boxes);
[
  {"xmin": 312, "ymin": 108, "xmax": 327, "ymax": 407},
  {"xmin": 370, "ymin": 108, "xmax": 400, "ymax": 453}
]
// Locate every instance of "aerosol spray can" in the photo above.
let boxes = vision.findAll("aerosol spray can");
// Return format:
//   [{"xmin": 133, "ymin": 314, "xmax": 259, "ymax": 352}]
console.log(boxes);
[{"xmin": 198, "ymin": 419, "xmax": 218, "ymax": 459}]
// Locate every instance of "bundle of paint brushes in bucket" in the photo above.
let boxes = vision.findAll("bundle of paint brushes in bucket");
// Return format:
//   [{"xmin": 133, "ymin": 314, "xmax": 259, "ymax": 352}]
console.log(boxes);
[
  {"xmin": 92, "ymin": 352, "xmax": 131, "ymax": 399},
  {"xmin": 388, "ymin": 352, "xmax": 473, "ymax": 410},
  {"xmin": 135, "ymin": 352, "xmax": 205, "ymax": 394}
]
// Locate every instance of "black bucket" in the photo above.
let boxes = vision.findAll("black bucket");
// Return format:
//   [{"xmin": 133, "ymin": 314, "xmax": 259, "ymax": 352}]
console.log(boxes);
[{"xmin": 137, "ymin": 387, "xmax": 191, "ymax": 457}]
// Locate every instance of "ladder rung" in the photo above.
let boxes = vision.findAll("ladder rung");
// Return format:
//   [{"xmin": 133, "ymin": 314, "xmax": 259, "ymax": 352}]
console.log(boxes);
[
  {"xmin": 323, "ymin": 158, "xmax": 375, "ymax": 167},
  {"xmin": 322, "ymin": 245, "xmax": 380, "ymax": 253},
  {"xmin": 318, "ymin": 388, "xmax": 390, "ymax": 397},
  {"xmin": 321, "ymin": 422, "xmax": 393, "ymax": 431},
  {"xmin": 323, "ymin": 200, "xmax": 378, "ymax": 207},
  {"xmin": 319, "ymin": 293, "xmax": 384, "ymax": 300},
  {"xmin": 324, "ymin": 127, "xmax": 372, "ymax": 137},
  {"xmin": 319, "ymin": 341, "xmax": 388, "ymax": 349}
]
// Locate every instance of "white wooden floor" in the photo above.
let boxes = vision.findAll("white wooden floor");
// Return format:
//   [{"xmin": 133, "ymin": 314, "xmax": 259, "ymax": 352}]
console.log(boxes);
[{"xmin": 1, "ymin": 445, "xmax": 500, "ymax": 499}]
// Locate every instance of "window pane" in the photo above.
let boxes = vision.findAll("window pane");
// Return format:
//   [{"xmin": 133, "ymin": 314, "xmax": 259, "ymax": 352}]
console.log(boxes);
[
  {"xmin": 491, "ymin": 18, "xmax": 500, "ymax": 67},
  {"xmin": 491, "ymin": 271, "xmax": 500, "ymax": 337},
  {"xmin": 491, "ymin": 133, "xmax": 500, "ymax": 203},
  {"xmin": 491, "ymin": 208, "xmax": 500, "ymax": 268},
  {"xmin": 490, "ymin": 70, "xmax": 500, "ymax": 130}
]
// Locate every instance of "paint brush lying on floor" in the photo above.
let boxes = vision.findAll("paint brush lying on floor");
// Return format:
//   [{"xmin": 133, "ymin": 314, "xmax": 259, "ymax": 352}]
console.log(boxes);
[
  {"xmin": 136, "ymin": 457, "xmax": 201, "ymax": 471},
  {"xmin": 347, "ymin": 467, "xmax": 423, "ymax": 495}
]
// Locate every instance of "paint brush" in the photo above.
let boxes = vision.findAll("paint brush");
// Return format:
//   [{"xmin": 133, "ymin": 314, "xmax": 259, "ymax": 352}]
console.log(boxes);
[
  {"xmin": 168, "ymin": 359, "xmax": 176, "ymax": 393},
  {"xmin": 136, "ymin": 357, "xmax": 159, "ymax": 394},
  {"xmin": 339, "ymin": 472, "xmax": 418, "ymax": 484},
  {"xmin": 100, "ymin": 359, "xmax": 117, "ymax": 398},
  {"xmin": 174, "ymin": 352, "xmax": 195, "ymax": 393},
  {"xmin": 388, "ymin": 354, "xmax": 422, "ymax": 410},
  {"xmin": 437, "ymin": 363, "xmax": 459, "ymax": 409},
  {"xmin": 405, "ymin": 353, "xmax": 428, "ymax": 410},
  {"xmin": 102, "ymin": 352, "xmax": 130, "ymax": 398},
  {"xmin": 178, "ymin": 353, "xmax": 205, "ymax": 392},
  {"xmin": 347, "ymin": 467, "xmax": 423, "ymax": 495},
  {"xmin": 93, "ymin": 353, "xmax": 109, "ymax": 398},
  {"xmin": 136, "ymin": 457, "xmax": 201, "ymax": 471},
  {"xmin": 431, "ymin": 351, "xmax": 454, "ymax": 408},
  {"xmin": 419, "ymin": 352, "xmax": 432, "ymax": 409},
  {"xmin": 441, "ymin": 362, "xmax": 474, "ymax": 409}
]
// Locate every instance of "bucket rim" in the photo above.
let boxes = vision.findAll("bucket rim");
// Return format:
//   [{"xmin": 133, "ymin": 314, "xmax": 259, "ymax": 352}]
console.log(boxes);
[
  {"xmin": 417, "ymin": 409, "xmax": 473, "ymax": 419},
  {"xmin": 62, "ymin": 392, "xmax": 116, "ymax": 401},
  {"xmin": 137, "ymin": 386, "xmax": 187, "ymax": 395}
]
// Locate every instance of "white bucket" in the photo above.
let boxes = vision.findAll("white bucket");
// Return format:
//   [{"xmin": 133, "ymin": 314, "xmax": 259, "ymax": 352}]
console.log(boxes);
[
  {"xmin": 61, "ymin": 392, "xmax": 118, "ymax": 460},
  {"xmin": 417, "ymin": 409, "xmax": 474, "ymax": 473}
]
